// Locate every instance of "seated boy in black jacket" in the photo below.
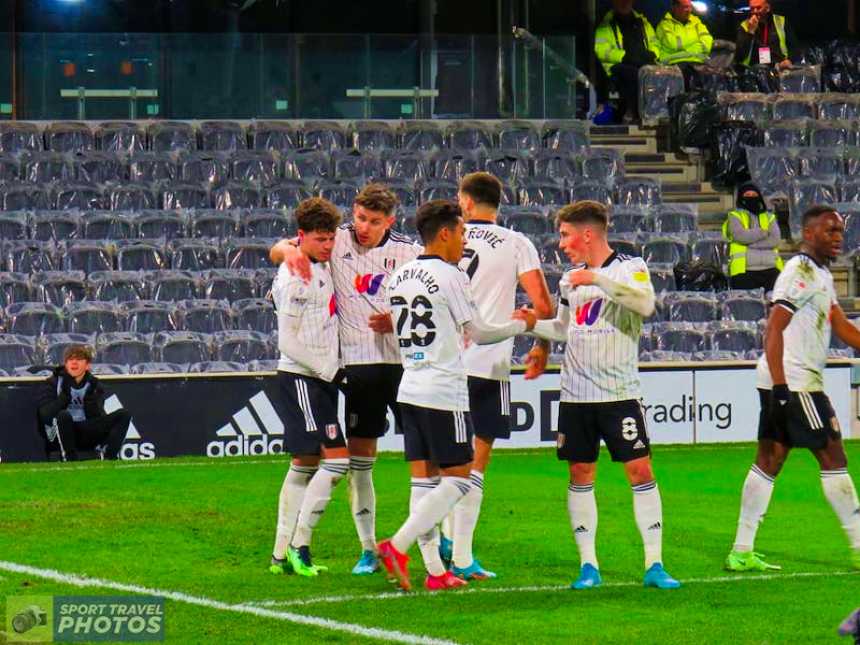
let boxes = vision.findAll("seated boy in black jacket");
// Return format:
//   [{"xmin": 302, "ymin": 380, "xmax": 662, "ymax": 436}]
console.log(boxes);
[{"xmin": 37, "ymin": 345, "xmax": 131, "ymax": 461}]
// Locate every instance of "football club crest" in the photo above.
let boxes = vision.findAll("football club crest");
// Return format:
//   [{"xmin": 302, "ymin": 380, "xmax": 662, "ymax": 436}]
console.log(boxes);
[
  {"xmin": 326, "ymin": 424, "xmax": 339, "ymax": 440},
  {"xmin": 384, "ymin": 258, "xmax": 397, "ymax": 271}
]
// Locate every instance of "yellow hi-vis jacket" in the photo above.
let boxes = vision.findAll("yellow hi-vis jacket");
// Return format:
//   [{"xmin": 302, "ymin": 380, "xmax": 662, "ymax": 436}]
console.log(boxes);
[
  {"xmin": 739, "ymin": 14, "xmax": 788, "ymax": 66},
  {"xmin": 722, "ymin": 209, "xmax": 785, "ymax": 276},
  {"xmin": 594, "ymin": 10, "xmax": 661, "ymax": 77},
  {"xmin": 656, "ymin": 12, "xmax": 713, "ymax": 65}
]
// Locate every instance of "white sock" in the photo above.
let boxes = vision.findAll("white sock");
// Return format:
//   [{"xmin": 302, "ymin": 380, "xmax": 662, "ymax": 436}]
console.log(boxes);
[
  {"xmin": 568, "ymin": 482, "xmax": 598, "ymax": 568},
  {"xmin": 821, "ymin": 469, "xmax": 860, "ymax": 549},
  {"xmin": 733, "ymin": 464, "xmax": 775, "ymax": 552},
  {"xmin": 391, "ymin": 477, "xmax": 471, "ymax": 555},
  {"xmin": 291, "ymin": 458, "xmax": 349, "ymax": 548},
  {"xmin": 349, "ymin": 456, "xmax": 377, "ymax": 551},
  {"xmin": 410, "ymin": 477, "xmax": 446, "ymax": 576},
  {"xmin": 452, "ymin": 470, "xmax": 485, "ymax": 569},
  {"xmin": 441, "ymin": 512, "xmax": 454, "ymax": 541},
  {"xmin": 272, "ymin": 465, "xmax": 316, "ymax": 559},
  {"xmin": 632, "ymin": 481, "xmax": 663, "ymax": 570}
]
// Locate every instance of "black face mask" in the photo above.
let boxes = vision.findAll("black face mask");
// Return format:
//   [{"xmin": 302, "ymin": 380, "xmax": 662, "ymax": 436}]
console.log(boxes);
[{"xmin": 738, "ymin": 194, "xmax": 765, "ymax": 213}]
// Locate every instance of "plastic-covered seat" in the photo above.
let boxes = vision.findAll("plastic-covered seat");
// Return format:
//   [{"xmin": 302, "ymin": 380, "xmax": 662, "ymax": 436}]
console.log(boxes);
[
  {"xmin": 382, "ymin": 150, "xmax": 431, "ymax": 182},
  {"xmin": 161, "ymin": 183, "xmax": 210, "ymax": 210},
  {"xmin": 248, "ymin": 121, "xmax": 300, "ymax": 153},
  {"xmin": 402, "ymin": 122, "xmax": 444, "ymax": 151},
  {"xmin": 169, "ymin": 239, "xmax": 224, "ymax": 271},
  {"xmin": 23, "ymin": 152, "xmax": 75, "ymax": 183},
  {"xmin": 650, "ymin": 265, "xmax": 676, "ymax": 293},
  {"xmin": 638, "ymin": 65, "xmax": 685, "ymax": 124},
  {"xmin": 772, "ymin": 95, "xmax": 817, "ymax": 121},
  {"xmin": 571, "ymin": 181, "xmax": 612, "ymax": 206},
  {"xmin": 97, "ymin": 331, "xmax": 152, "ymax": 364},
  {"xmin": 779, "ymin": 67, "xmax": 821, "ymax": 94},
  {"xmin": 107, "ymin": 183, "xmax": 159, "ymax": 211},
  {"xmin": 840, "ymin": 181, "xmax": 860, "ymax": 204},
  {"xmin": 0, "ymin": 122, "xmax": 42, "ymax": 154},
  {"xmin": 284, "ymin": 149, "xmax": 330, "ymax": 181},
  {"xmin": 88, "ymin": 363, "xmax": 130, "ymax": 375},
  {"xmin": 0, "ymin": 334, "xmax": 37, "ymax": 370},
  {"xmin": 178, "ymin": 151, "xmax": 231, "ymax": 187},
  {"xmin": 654, "ymin": 323, "xmax": 709, "ymax": 352},
  {"xmin": 154, "ymin": 330, "xmax": 211, "ymax": 363},
  {"xmin": 225, "ymin": 240, "xmax": 271, "ymax": 270},
  {"xmin": 63, "ymin": 241, "xmax": 113, "ymax": 274},
  {"xmin": 254, "ymin": 268, "xmax": 276, "ymax": 298},
  {"xmin": 31, "ymin": 211, "xmax": 80, "ymax": 242},
  {"xmin": 0, "ymin": 212, "xmax": 27, "ymax": 241},
  {"xmin": 810, "ymin": 121, "xmax": 857, "ymax": 148},
  {"xmin": 247, "ymin": 359, "xmax": 279, "ymax": 372},
  {"xmin": 0, "ymin": 183, "xmax": 51, "ymax": 211},
  {"xmin": 5, "ymin": 302, "xmax": 64, "ymax": 335},
  {"xmin": 817, "ymin": 94, "xmax": 860, "ymax": 120},
  {"xmin": 719, "ymin": 288, "xmax": 767, "ymax": 320},
  {"xmin": 122, "ymin": 300, "xmax": 178, "ymax": 334},
  {"xmin": 44, "ymin": 122, "xmax": 94, "ymax": 153},
  {"xmin": 189, "ymin": 209, "xmax": 240, "ymax": 239},
  {"xmin": 607, "ymin": 235, "xmax": 642, "ymax": 258},
  {"xmin": 317, "ymin": 180, "xmax": 359, "ymax": 208},
  {"xmin": 3, "ymin": 240, "xmax": 55, "ymax": 273},
  {"xmin": 72, "ymin": 151, "xmax": 127, "ymax": 184},
  {"xmin": 53, "ymin": 183, "xmax": 105, "ymax": 211},
  {"xmin": 376, "ymin": 180, "xmax": 416, "ymax": 209},
  {"xmin": 581, "ymin": 148, "xmax": 624, "ymax": 184},
  {"xmin": 147, "ymin": 122, "xmax": 196, "ymax": 153},
  {"xmin": 212, "ymin": 181, "xmax": 263, "ymax": 210},
  {"xmin": 242, "ymin": 209, "xmax": 296, "ymax": 239},
  {"xmin": 177, "ymin": 299, "xmax": 232, "ymax": 333},
  {"xmin": 542, "ymin": 121, "xmax": 589, "ymax": 152},
  {"xmin": 116, "ymin": 241, "xmax": 167, "ymax": 272},
  {"xmin": 0, "ymin": 272, "xmax": 32, "ymax": 307},
  {"xmin": 691, "ymin": 237, "xmax": 728, "ymax": 268},
  {"xmin": 664, "ymin": 292, "xmax": 718, "ymax": 322},
  {"xmin": 189, "ymin": 360, "xmax": 245, "ymax": 373},
  {"xmin": 130, "ymin": 361, "xmax": 187, "ymax": 374},
  {"xmin": 498, "ymin": 121, "xmax": 541, "ymax": 153},
  {"xmin": 135, "ymin": 210, "xmax": 187, "ymax": 240},
  {"xmin": 616, "ymin": 178, "xmax": 662, "ymax": 208},
  {"xmin": 762, "ymin": 120, "xmax": 809, "ymax": 148},
  {"xmin": 32, "ymin": 270, "xmax": 87, "ymax": 306},
  {"xmin": 446, "ymin": 121, "xmax": 494, "ymax": 151},
  {"xmin": 129, "ymin": 152, "xmax": 178, "ymax": 183},
  {"xmin": 42, "ymin": 333, "xmax": 95, "ymax": 364},
  {"xmin": 329, "ymin": 150, "xmax": 381, "ymax": 182},
  {"xmin": 147, "ymin": 270, "xmax": 202, "ymax": 302},
  {"xmin": 0, "ymin": 154, "xmax": 21, "ymax": 184},
  {"xmin": 213, "ymin": 329, "xmax": 272, "ymax": 362},
  {"xmin": 419, "ymin": 180, "xmax": 458, "ymax": 203},
  {"xmin": 609, "ymin": 208, "xmax": 645, "ymax": 234},
  {"xmin": 798, "ymin": 148, "xmax": 844, "ymax": 180},
  {"xmin": 790, "ymin": 179, "xmax": 837, "ymax": 230},
  {"xmin": 518, "ymin": 180, "xmax": 567, "ymax": 207},
  {"xmin": 264, "ymin": 179, "xmax": 314, "ymax": 209},
  {"xmin": 64, "ymin": 301, "xmax": 123, "ymax": 334},
  {"xmin": 201, "ymin": 269, "xmax": 256, "ymax": 302},
  {"xmin": 301, "ymin": 122, "xmax": 347, "ymax": 151},
  {"xmin": 96, "ymin": 122, "xmax": 145, "ymax": 154},
  {"xmin": 232, "ymin": 298, "xmax": 275, "ymax": 333},
  {"xmin": 711, "ymin": 324, "xmax": 760, "ymax": 353},
  {"xmin": 485, "ymin": 152, "xmax": 530, "ymax": 184},
  {"xmin": 532, "ymin": 150, "xmax": 577, "ymax": 182},
  {"xmin": 351, "ymin": 121, "xmax": 398, "ymax": 151},
  {"xmin": 89, "ymin": 271, "xmax": 149, "ymax": 303},
  {"xmin": 231, "ymin": 150, "xmax": 279, "ymax": 184},
  {"xmin": 199, "ymin": 121, "xmax": 246, "ymax": 152},
  {"xmin": 643, "ymin": 236, "xmax": 690, "ymax": 265},
  {"xmin": 747, "ymin": 147, "xmax": 798, "ymax": 193},
  {"xmin": 719, "ymin": 93, "xmax": 771, "ymax": 122},
  {"xmin": 82, "ymin": 212, "xmax": 135, "ymax": 240},
  {"xmin": 652, "ymin": 205, "xmax": 697, "ymax": 233},
  {"xmin": 431, "ymin": 150, "xmax": 485, "ymax": 182}
]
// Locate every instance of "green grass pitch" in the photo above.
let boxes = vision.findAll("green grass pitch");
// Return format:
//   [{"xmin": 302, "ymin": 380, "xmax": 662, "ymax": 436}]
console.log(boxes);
[{"xmin": 1, "ymin": 443, "xmax": 859, "ymax": 644}]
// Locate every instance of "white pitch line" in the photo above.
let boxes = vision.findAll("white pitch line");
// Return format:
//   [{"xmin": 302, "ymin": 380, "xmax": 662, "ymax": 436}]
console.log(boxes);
[
  {"xmin": 0, "ymin": 561, "xmax": 460, "ymax": 645},
  {"xmin": 247, "ymin": 570, "xmax": 860, "ymax": 608}
]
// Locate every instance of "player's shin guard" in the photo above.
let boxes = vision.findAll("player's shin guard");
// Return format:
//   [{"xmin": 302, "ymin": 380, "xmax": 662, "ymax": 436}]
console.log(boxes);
[
  {"xmin": 349, "ymin": 456, "xmax": 377, "ymax": 551},
  {"xmin": 452, "ymin": 471, "xmax": 484, "ymax": 569},
  {"xmin": 273, "ymin": 465, "xmax": 317, "ymax": 559},
  {"xmin": 821, "ymin": 469, "xmax": 860, "ymax": 549},
  {"xmin": 632, "ymin": 481, "xmax": 663, "ymax": 570},
  {"xmin": 291, "ymin": 458, "xmax": 349, "ymax": 548},
  {"xmin": 733, "ymin": 464, "xmax": 775, "ymax": 552},
  {"xmin": 391, "ymin": 477, "xmax": 471, "ymax": 555},
  {"xmin": 568, "ymin": 482, "xmax": 598, "ymax": 568},
  {"xmin": 410, "ymin": 477, "xmax": 447, "ymax": 576}
]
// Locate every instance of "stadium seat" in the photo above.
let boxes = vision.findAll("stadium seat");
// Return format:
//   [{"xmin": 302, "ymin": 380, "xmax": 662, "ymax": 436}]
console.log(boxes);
[
  {"xmin": 96, "ymin": 122, "xmax": 145, "ymax": 154},
  {"xmin": 65, "ymin": 301, "xmax": 124, "ymax": 334},
  {"xmin": 772, "ymin": 95, "xmax": 817, "ymax": 121},
  {"xmin": 89, "ymin": 363, "xmax": 131, "ymax": 375},
  {"xmin": 284, "ymin": 149, "xmax": 330, "ymax": 181},
  {"xmin": 199, "ymin": 121, "xmax": 246, "ymax": 152},
  {"xmin": 201, "ymin": 269, "xmax": 256, "ymax": 302},
  {"xmin": 485, "ymin": 151, "xmax": 530, "ymax": 184},
  {"xmin": 571, "ymin": 181, "xmax": 612, "ymax": 206},
  {"xmin": 116, "ymin": 241, "xmax": 168, "ymax": 272},
  {"xmin": 691, "ymin": 236, "xmax": 728, "ymax": 268},
  {"xmin": 212, "ymin": 181, "xmax": 263, "ymax": 210},
  {"xmin": 779, "ymin": 67, "xmax": 820, "ymax": 93},
  {"xmin": 44, "ymin": 122, "xmax": 94, "ymax": 153},
  {"xmin": 178, "ymin": 151, "xmax": 231, "ymax": 187},
  {"xmin": 581, "ymin": 148, "xmax": 624, "ymax": 184},
  {"xmin": 3, "ymin": 240, "xmax": 56, "ymax": 273},
  {"xmin": 817, "ymin": 94, "xmax": 860, "ymax": 120},
  {"xmin": 248, "ymin": 121, "xmax": 300, "ymax": 153},
  {"xmin": 177, "ymin": 299, "xmax": 233, "ymax": 333},
  {"xmin": 129, "ymin": 152, "xmax": 178, "ymax": 183},
  {"xmin": 97, "ymin": 331, "xmax": 153, "ymax": 364},
  {"xmin": 401, "ymin": 121, "xmax": 444, "ymax": 152},
  {"xmin": 232, "ymin": 298, "xmax": 275, "ymax": 334},
  {"xmin": 32, "ymin": 271, "xmax": 87, "ymax": 306},
  {"xmin": 23, "ymin": 152, "xmax": 75, "ymax": 183},
  {"xmin": 790, "ymin": 179, "xmax": 837, "ymax": 229},
  {"xmin": 0, "ymin": 183, "xmax": 51, "ymax": 210},
  {"xmin": 122, "ymin": 300, "xmax": 178, "ymax": 334},
  {"xmin": 148, "ymin": 270, "xmax": 202, "ymax": 302},
  {"xmin": 798, "ymin": 147, "xmax": 844, "ymax": 180},
  {"xmin": 810, "ymin": 121, "xmax": 857, "ymax": 148},
  {"xmin": 107, "ymin": 183, "xmax": 159, "ymax": 211},
  {"xmin": 382, "ymin": 150, "xmax": 431, "ymax": 182},
  {"xmin": 638, "ymin": 65, "xmax": 685, "ymax": 123},
  {"xmin": 447, "ymin": 121, "xmax": 494, "ymax": 151},
  {"xmin": 63, "ymin": 241, "xmax": 114, "ymax": 274},
  {"xmin": 0, "ymin": 154, "xmax": 21, "ymax": 183},
  {"xmin": 242, "ymin": 209, "xmax": 296, "ymax": 239},
  {"xmin": 189, "ymin": 360, "xmax": 246, "ymax": 373},
  {"xmin": 351, "ymin": 121, "xmax": 398, "ymax": 151},
  {"xmin": 224, "ymin": 240, "xmax": 271, "ymax": 270},
  {"xmin": 378, "ymin": 179, "xmax": 417, "ymax": 209},
  {"xmin": 230, "ymin": 151, "xmax": 279, "ymax": 185},
  {"xmin": 0, "ymin": 212, "xmax": 28, "ymax": 241},
  {"xmin": 161, "ymin": 183, "xmax": 210, "ymax": 210},
  {"xmin": 642, "ymin": 236, "xmax": 690, "ymax": 265},
  {"xmin": 169, "ymin": 239, "xmax": 224, "ymax": 271},
  {"xmin": 318, "ymin": 180, "xmax": 360, "ymax": 208},
  {"xmin": 650, "ymin": 264, "xmax": 676, "ymax": 293},
  {"xmin": 719, "ymin": 93, "xmax": 771, "ymax": 122},
  {"xmin": 31, "ymin": 211, "xmax": 80, "ymax": 242},
  {"xmin": 154, "ymin": 330, "xmax": 211, "ymax": 363},
  {"xmin": 263, "ymin": 179, "xmax": 314, "ymax": 209},
  {"xmin": 498, "ymin": 121, "xmax": 541, "ymax": 154},
  {"xmin": 431, "ymin": 150, "xmax": 485, "ymax": 182},
  {"xmin": 420, "ymin": 179, "xmax": 458, "ymax": 203},
  {"xmin": 89, "ymin": 271, "xmax": 149, "ymax": 303},
  {"xmin": 639, "ymin": 324, "xmax": 654, "ymax": 352},
  {"xmin": 254, "ymin": 268, "xmax": 276, "ymax": 298},
  {"xmin": 746, "ymin": 147, "xmax": 798, "ymax": 193},
  {"xmin": 301, "ymin": 121, "xmax": 347, "ymax": 151},
  {"xmin": 664, "ymin": 292, "xmax": 719, "ymax": 322},
  {"xmin": 608, "ymin": 234, "xmax": 642, "ymax": 258},
  {"xmin": 247, "ymin": 359, "xmax": 279, "ymax": 372},
  {"xmin": 0, "ymin": 334, "xmax": 37, "ymax": 371},
  {"xmin": 42, "ymin": 332, "xmax": 96, "ymax": 364},
  {"xmin": 538, "ymin": 237, "xmax": 564, "ymax": 265},
  {"xmin": 0, "ymin": 272, "xmax": 32, "ymax": 307},
  {"xmin": 711, "ymin": 323, "xmax": 760, "ymax": 353},
  {"xmin": 5, "ymin": 302, "xmax": 64, "ymax": 336},
  {"xmin": 331, "ymin": 150, "xmax": 384, "ymax": 182},
  {"xmin": 82, "ymin": 211, "xmax": 135, "ymax": 240},
  {"xmin": 651, "ymin": 206, "xmax": 697, "ymax": 234},
  {"xmin": 0, "ymin": 122, "xmax": 42, "ymax": 154},
  {"xmin": 499, "ymin": 211, "xmax": 552, "ymax": 236},
  {"xmin": 541, "ymin": 121, "xmax": 589, "ymax": 152},
  {"xmin": 213, "ymin": 329, "xmax": 272, "ymax": 362},
  {"xmin": 130, "ymin": 362, "xmax": 188, "ymax": 374},
  {"xmin": 762, "ymin": 120, "xmax": 809, "ymax": 148},
  {"xmin": 616, "ymin": 178, "xmax": 662, "ymax": 208},
  {"xmin": 189, "ymin": 210, "xmax": 240, "ymax": 239},
  {"xmin": 518, "ymin": 179, "xmax": 567, "ymax": 207},
  {"xmin": 147, "ymin": 121, "xmax": 196, "ymax": 153},
  {"xmin": 654, "ymin": 323, "xmax": 709, "ymax": 353},
  {"xmin": 73, "ymin": 151, "xmax": 128, "ymax": 184},
  {"xmin": 532, "ymin": 150, "xmax": 577, "ymax": 183},
  {"xmin": 53, "ymin": 183, "xmax": 106, "ymax": 211},
  {"xmin": 135, "ymin": 210, "xmax": 188, "ymax": 240},
  {"xmin": 609, "ymin": 207, "xmax": 645, "ymax": 234}
]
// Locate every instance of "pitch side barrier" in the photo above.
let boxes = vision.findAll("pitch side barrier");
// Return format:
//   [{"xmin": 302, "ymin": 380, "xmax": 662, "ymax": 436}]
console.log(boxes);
[{"xmin": 0, "ymin": 360, "xmax": 854, "ymax": 463}]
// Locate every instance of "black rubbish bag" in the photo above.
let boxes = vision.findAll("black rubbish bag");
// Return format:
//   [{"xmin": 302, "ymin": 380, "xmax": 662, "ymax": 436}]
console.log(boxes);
[
  {"xmin": 673, "ymin": 259, "xmax": 729, "ymax": 292},
  {"xmin": 710, "ymin": 121, "xmax": 759, "ymax": 189},
  {"xmin": 689, "ymin": 66, "xmax": 737, "ymax": 93},
  {"xmin": 669, "ymin": 92, "xmax": 720, "ymax": 150},
  {"xmin": 736, "ymin": 64, "xmax": 780, "ymax": 93}
]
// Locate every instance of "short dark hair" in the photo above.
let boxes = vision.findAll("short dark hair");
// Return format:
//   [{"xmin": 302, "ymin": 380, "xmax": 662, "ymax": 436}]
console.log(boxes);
[
  {"xmin": 802, "ymin": 205, "xmax": 840, "ymax": 229},
  {"xmin": 63, "ymin": 344, "xmax": 93, "ymax": 363},
  {"xmin": 354, "ymin": 183, "xmax": 399, "ymax": 215},
  {"xmin": 459, "ymin": 172, "xmax": 502, "ymax": 209},
  {"xmin": 554, "ymin": 201, "xmax": 609, "ymax": 230},
  {"xmin": 295, "ymin": 197, "xmax": 342, "ymax": 233},
  {"xmin": 415, "ymin": 200, "xmax": 462, "ymax": 244}
]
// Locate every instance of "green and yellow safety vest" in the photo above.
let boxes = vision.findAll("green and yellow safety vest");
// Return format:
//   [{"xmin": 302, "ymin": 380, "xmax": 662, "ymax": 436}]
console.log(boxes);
[
  {"xmin": 594, "ymin": 10, "xmax": 661, "ymax": 77},
  {"xmin": 655, "ymin": 12, "xmax": 713, "ymax": 65},
  {"xmin": 722, "ymin": 209, "xmax": 785, "ymax": 276}
]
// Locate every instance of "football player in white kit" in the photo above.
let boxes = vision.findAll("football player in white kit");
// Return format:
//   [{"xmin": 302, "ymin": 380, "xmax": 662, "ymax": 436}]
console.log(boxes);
[
  {"xmin": 439, "ymin": 172, "xmax": 554, "ymax": 580},
  {"xmin": 726, "ymin": 206, "xmax": 860, "ymax": 572},
  {"xmin": 269, "ymin": 184, "xmax": 420, "ymax": 575},
  {"xmin": 377, "ymin": 200, "xmax": 535, "ymax": 592},
  {"xmin": 516, "ymin": 200, "xmax": 681, "ymax": 590}
]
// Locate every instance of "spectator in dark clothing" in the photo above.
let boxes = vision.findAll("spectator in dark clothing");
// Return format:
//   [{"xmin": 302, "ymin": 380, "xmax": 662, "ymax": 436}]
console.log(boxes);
[
  {"xmin": 37, "ymin": 345, "xmax": 131, "ymax": 461},
  {"xmin": 734, "ymin": 0, "xmax": 795, "ymax": 69}
]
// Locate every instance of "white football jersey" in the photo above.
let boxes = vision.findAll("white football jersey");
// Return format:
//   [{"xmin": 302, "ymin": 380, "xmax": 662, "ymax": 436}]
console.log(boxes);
[
  {"xmin": 388, "ymin": 255, "xmax": 476, "ymax": 412},
  {"xmin": 559, "ymin": 252, "xmax": 653, "ymax": 403},
  {"xmin": 331, "ymin": 225, "xmax": 421, "ymax": 366},
  {"xmin": 272, "ymin": 261, "xmax": 338, "ymax": 379},
  {"xmin": 458, "ymin": 221, "xmax": 542, "ymax": 381},
  {"xmin": 756, "ymin": 253, "xmax": 838, "ymax": 392}
]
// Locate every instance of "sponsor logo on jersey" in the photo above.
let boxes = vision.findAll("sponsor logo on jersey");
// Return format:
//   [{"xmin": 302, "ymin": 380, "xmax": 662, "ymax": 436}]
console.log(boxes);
[
  {"xmin": 575, "ymin": 298, "xmax": 603, "ymax": 326},
  {"xmin": 354, "ymin": 273, "xmax": 386, "ymax": 296}
]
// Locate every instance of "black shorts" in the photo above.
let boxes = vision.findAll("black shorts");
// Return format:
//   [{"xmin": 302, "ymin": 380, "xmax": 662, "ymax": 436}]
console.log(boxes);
[
  {"xmin": 758, "ymin": 388, "xmax": 841, "ymax": 450},
  {"xmin": 467, "ymin": 376, "xmax": 512, "ymax": 440},
  {"xmin": 278, "ymin": 371, "xmax": 346, "ymax": 456},
  {"xmin": 557, "ymin": 399, "xmax": 651, "ymax": 463},
  {"xmin": 343, "ymin": 363, "xmax": 403, "ymax": 439},
  {"xmin": 400, "ymin": 403, "xmax": 474, "ymax": 468}
]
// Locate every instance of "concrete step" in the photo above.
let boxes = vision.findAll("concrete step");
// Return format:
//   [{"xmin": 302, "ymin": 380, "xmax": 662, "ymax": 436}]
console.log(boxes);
[
  {"xmin": 625, "ymin": 164, "xmax": 699, "ymax": 182},
  {"xmin": 590, "ymin": 135, "xmax": 658, "ymax": 154}
]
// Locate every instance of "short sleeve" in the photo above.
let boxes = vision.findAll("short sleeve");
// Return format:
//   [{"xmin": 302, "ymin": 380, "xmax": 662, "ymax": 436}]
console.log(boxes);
[
  {"xmin": 770, "ymin": 262, "xmax": 811, "ymax": 313},
  {"xmin": 515, "ymin": 234, "xmax": 542, "ymax": 277},
  {"xmin": 446, "ymin": 268, "xmax": 476, "ymax": 326}
]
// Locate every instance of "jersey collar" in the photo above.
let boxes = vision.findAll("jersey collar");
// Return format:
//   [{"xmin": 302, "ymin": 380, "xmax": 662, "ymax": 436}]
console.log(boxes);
[
  {"xmin": 417, "ymin": 254, "xmax": 444, "ymax": 261},
  {"xmin": 600, "ymin": 250, "xmax": 619, "ymax": 268},
  {"xmin": 467, "ymin": 219, "xmax": 495, "ymax": 226},
  {"xmin": 799, "ymin": 252, "xmax": 824, "ymax": 268}
]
